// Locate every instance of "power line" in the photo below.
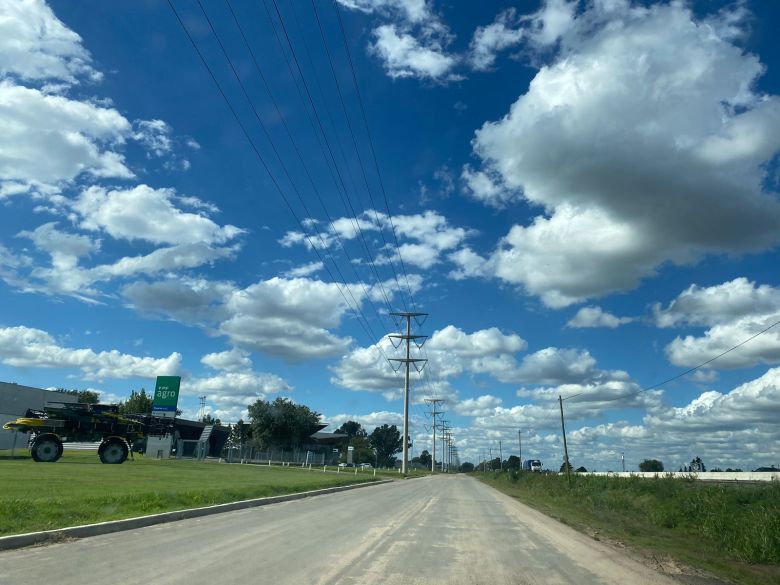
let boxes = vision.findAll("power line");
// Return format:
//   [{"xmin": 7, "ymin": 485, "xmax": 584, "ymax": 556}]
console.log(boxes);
[
  {"xmin": 221, "ymin": 0, "xmax": 393, "ymax": 332},
  {"xmin": 332, "ymin": 0, "xmax": 418, "ymax": 312},
  {"xmin": 265, "ymin": 0, "xmax": 399, "ymax": 315},
  {"xmin": 167, "ymin": 0, "xmax": 381, "ymax": 350},
  {"xmin": 195, "ymin": 0, "xmax": 378, "ymax": 339},
  {"xmin": 309, "ymin": 0, "xmax": 412, "ymax": 312},
  {"xmin": 579, "ymin": 318, "xmax": 780, "ymax": 404}
]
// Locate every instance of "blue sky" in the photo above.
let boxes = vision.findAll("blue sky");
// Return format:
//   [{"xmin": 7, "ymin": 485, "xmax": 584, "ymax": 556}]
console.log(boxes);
[{"xmin": 1, "ymin": 0, "xmax": 779, "ymax": 471}]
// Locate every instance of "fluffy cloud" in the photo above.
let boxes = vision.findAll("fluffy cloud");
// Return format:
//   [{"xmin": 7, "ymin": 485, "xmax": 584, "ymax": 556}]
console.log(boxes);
[
  {"xmin": 0, "ymin": 0, "xmax": 100, "ymax": 84},
  {"xmin": 325, "ymin": 410, "xmax": 405, "ymax": 432},
  {"xmin": 15, "ymin": 221, "xmax": 237, "ymax": 299},
  {"xmin": 511, "ymin": 347, "xmax": 598, "ymax": 385},
  {"xmin": 122, "ymin": 278, "xmax": 233, "ymax": 323},
  {"xmin": 188, "ymin": 369, "xmax": 292, "ymax": 422},
  {"xmin": 647, "ymin": 367, "xmax": 780, "ymax": 431},
  {"xmin": 526, "ymin": 0, "xmax": 576, "ymax": 47},
  {"xmin": 453, "ymin": 394, "xmax": 503, "ymax": 417},
  {"xmin": 332, "ymin": 325, "xmax": 527, "ymax": 394},
  {"xmin": 330, "ymin": 337, "xmax": 401, "ymax": 391},
  {"xmin": 336, "ymin": 0, "xmax": 429, "ymax": 23},
  {"xmin": 0, "ymin": 82, "xmax": 133, "ymax": 194},
  {"xmin": 657, "ymin": 279, "xmax": 780, "ymax": 369},
  {"xmin": 337, "ymin": 0, "xmax": 458, "ymax": 82},
  {"xmin": 282, "ymin": 209, "xmax": 473, "ymax": 271},
  {"xmin": 665, "ymin": 315, "xmax": 780, "ymax": 369},
  {"xmin": 654, "ymin": 278, "xmax": 780, "ymax": 328},
  {"xmin": 567, "ymin": 306, "xmax": 634, "ymax": 329},
  {"xmin": 371, "ymin": 25, "xmax": 458, "ymax": 81},
  {"xmin": 0, "ymin": 325, "xmax": 181, "ymax": 380},
  {"xmin": 219, "ymin": 278, "xmax": 358, "ymax": 361},
  {"xmin": 18, "ymin": 222, "xmax": 99, "ymax": 271},
  {"xmin": 461, "ymin": 363, "xmax": 780, "ymax": 470},
  {"xmin": 124, "ymin": 276, "xmax": 364, "ymax": 362},
  {"xmin": 132, "ymin": 119, "xmax": 173, "ymax": 157},
  {"xmin": 0, "ymin": 2, "xmax": 195, "ymax": 197},
  {"xmin": 460, "ymin": 165, "xmax": 518, "ymax": 208},
  {"xmin": 200, "ymin": 348, "xmax": 251, "ymax": 372},
  {"xmin": 462, "ymin": 2, "xmax": 780, "ymax": 307},
  {"xmin": 468, "ymin": 9, "xmax": 523, "ymax": 71},
  {"xmin": 72, "ymin": 185, "xmax": 243, "ymax": 246},
  {"xmin": 7, "ymin": 184, "xmax": 242, "ymax": 299},
  {"xmin": 284, "ymin": 261, "xmax": 324, "ymax": 278}
]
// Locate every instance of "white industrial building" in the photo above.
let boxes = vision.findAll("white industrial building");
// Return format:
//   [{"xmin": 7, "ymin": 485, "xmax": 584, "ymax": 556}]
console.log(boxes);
[{"xmin": 0, "ymin": 381, "xmax": 77, "ymax": 450}]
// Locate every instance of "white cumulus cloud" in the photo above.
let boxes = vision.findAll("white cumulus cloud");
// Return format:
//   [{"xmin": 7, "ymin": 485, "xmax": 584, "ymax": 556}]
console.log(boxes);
[
  {"xmin": 462, "ymin": 2, "xmax": 780, "ymax": 307},
  {"xmin": 567, "ymin": 306, "xmax": 634, "ymax": 329},
  {"xmin": 0, "ymin": 325, "xmax": 181, "ymax": 380}
]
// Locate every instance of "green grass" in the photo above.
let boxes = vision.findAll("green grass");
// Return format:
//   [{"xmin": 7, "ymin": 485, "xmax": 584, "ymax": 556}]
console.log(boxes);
[
  {"xmin": 0, "ymin": 450, "xmax": 380, "ymax": 536},
  {"xmin": 478, "ymin": 471, "xmax": 780, "ymax": 585}
]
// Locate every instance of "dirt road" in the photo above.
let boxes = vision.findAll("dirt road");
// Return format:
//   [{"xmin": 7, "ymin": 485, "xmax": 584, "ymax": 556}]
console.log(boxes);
[{"xmin": 0, "ymin": 474, "xmax": 683, "ymax": 585}]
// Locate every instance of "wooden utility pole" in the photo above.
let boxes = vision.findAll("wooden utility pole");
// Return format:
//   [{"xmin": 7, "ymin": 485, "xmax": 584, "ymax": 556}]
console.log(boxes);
[{"xmin": 559, "ymin": 395, "xmax": 571, "ymax": 485}]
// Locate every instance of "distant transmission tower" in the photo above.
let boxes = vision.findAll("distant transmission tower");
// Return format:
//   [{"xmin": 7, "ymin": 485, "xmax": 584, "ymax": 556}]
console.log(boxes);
[{"xmin": 198, "ymin": 395, "xmax": 207, "ymax": 421}]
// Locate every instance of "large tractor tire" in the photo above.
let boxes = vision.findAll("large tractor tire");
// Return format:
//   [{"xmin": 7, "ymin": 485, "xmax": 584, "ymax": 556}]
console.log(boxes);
[
  {"xmin": 98, "ymin": 437, "xmax": 129, "ymax": 464},
  {"xmin": 31, "ymin": 433, "xmax": 63, "ymax": 462}
]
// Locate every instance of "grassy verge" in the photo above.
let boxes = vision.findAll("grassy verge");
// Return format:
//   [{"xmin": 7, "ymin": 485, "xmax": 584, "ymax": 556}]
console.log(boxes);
[
  {"xmin": 477, "ymin": 471, "xmax": 780, "ymax": 585},
  {"xmin": 0, "ymin": 450, "xmax": 379, "ymax": 536}
]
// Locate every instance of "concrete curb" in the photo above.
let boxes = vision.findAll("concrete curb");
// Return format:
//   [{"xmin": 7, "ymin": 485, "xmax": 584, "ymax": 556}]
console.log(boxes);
[{"xmin": 0, "ymin": 479, "xmax": 393, "ymax": 552}]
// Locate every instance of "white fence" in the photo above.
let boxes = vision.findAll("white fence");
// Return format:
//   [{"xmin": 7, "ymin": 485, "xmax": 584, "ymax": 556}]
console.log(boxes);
[
  {"xmin": 220, "ymin": 446, "xmax": 327, "ymax": 465},
  {"xmin": 583, "ymin": 471, "xmax": 779, "ymax": 482}
]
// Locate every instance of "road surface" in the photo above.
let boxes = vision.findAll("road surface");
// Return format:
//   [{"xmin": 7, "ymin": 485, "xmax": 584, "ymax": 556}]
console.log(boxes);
[{"xmin": 0, "ymin": 474, "xmax": 682, "ymax": 585}]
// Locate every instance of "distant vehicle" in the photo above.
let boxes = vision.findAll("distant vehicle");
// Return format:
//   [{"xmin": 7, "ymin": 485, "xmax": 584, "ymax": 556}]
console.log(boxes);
[
  {"xmin": 358, "ymin": 463, "xmax": 372, "ymax": 468},
  {"xmin": 338, "ymin": 462, "xmax": 354, "ymax": 468},
  {"xmin": 522, "ymin": 459, "xmax": 542, "ymax": 472}
]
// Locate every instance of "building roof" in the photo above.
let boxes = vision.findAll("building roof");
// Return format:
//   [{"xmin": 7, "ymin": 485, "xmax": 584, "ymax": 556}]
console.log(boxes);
[{"xmin": 309, "ymin": 431, "xmax": 349, "ymax": 445}]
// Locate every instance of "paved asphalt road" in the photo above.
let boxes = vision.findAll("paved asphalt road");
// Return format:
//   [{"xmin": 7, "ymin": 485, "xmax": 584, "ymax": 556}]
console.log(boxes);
[{"xmin": 0, "ymin": 475, "xmax": 682, "ymax": 585}]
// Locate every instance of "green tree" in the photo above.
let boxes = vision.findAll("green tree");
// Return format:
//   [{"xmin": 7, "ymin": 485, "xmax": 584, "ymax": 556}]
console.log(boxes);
[
  {"xmin": 350, "ymin": 435, "xmax": 374, "ymax": 464},
  {"xmin": 506, "ymin": 455, "xmax": 521, "ymax": 470},
  {"xmin": 419, "ymin": 449, "xmax": 432, "ymax": 469},
  {"xmin": 560, "ymin": 460, "xmax": 574, "ymax": 473},
  {"xmin": 229, "ymin": 419, "xmax": 250, "ymax": 445},
  {"xmin": 118, "ymin": 389, "xmax": 153, "ymax": 414},
  {"xmin": 639, "ymin": 459, "xmax": 664, "ymax": 472},
  {"xmin": 335, "ymin": 420, "xmax": 367, "ymax": 440},
  {"xmin": 460, "ymin": 462, "xmax": 475, "ymax": 473},
  {"xmin": 55, "ymin": 388, "xmax": 100, "ymax": 404},
  {"xmin": 369, "ymin": 424, "xmax": 403, "ymax": 467},
  {"xmin": 689, "ymin": 456, "xmax": 706, "ymax": 472},
  {"xmin": 201, "ymin": 413, "xmax": 222, "ymax": 426},
  {"xmin": 248, "ymin": 397, "xmax": 321, "ymax": 450}
]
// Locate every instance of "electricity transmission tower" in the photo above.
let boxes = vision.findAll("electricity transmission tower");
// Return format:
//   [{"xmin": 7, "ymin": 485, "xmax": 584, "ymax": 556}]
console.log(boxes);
[
  {"xmin": 198, "ymin": 395, "xmax": 207, "ymax": 421},
  {"xmin": 388, "ymin": 312, "xmax": 428, "ymax": 474},
  {"xmin": 425, "ymin": 398, "xmax": 444, "ymax": 473}
]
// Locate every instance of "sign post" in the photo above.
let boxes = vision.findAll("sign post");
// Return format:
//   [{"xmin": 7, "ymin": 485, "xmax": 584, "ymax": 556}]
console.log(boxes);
[{"xmin": 152, "ymin": 376, "xmax": 181, "ymax": 419}]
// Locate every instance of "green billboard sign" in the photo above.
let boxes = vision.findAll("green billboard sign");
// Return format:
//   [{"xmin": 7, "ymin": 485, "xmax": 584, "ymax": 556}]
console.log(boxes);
[{"xmin": 152, "ymin": 376, "xmax": 181, "ymax": 417}]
